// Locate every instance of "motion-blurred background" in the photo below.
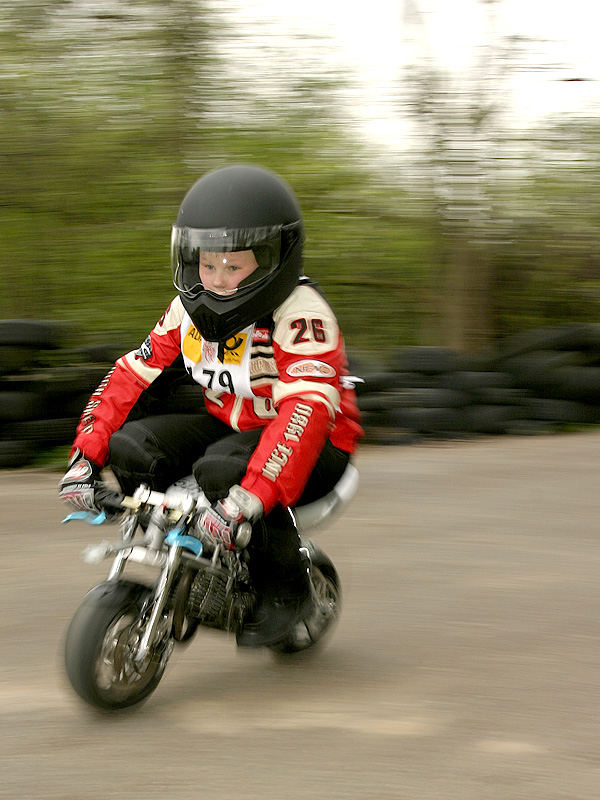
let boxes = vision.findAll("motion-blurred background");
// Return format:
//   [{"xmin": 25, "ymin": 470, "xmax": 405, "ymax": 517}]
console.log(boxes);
[{"xmin": 2, "ymin": 0, "xmax": 599, "ymax": 356}]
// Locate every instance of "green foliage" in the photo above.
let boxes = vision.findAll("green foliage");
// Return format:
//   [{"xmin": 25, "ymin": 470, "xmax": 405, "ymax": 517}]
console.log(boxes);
[{"xmin": 1, "ymin": 3, "xmax": 599, "ymax": 357}]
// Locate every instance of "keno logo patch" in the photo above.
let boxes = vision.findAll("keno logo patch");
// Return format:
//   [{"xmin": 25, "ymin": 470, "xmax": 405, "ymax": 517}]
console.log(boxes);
[{"xmin": 286, "ymin": 360, "xmax": 336, "ymax": 379}]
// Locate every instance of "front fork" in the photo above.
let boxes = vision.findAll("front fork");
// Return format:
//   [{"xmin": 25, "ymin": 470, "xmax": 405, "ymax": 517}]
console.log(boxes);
[
  {"xmin": 134, "ymin": 543, "xmax": 182, "ymax": 667},
  {"xmin": 106, "ymin": 502, "xmax": 186, "ymax": 667}
]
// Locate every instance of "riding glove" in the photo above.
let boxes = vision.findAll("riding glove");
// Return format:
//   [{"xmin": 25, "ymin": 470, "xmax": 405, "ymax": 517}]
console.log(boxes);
[
  {"xmin": 199, "ymin": 485, "xmax": 263, "ymax": 550},
  {"xmin": 59, "ymin": 450, "xmax": 102, "ymax": 513}
]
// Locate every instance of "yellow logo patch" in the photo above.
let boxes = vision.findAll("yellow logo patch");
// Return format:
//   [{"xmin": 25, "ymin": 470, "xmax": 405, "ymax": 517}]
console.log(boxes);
[
  {"xmin": 182, "ymin": 327, "xmax": 249, "ymax": 366},
  {"xmin": 219, "ymin": 333, "xmax": 248, "ymax": 365},
  {"xmin": 182, "ymin": 325, "xmax": 203, "ymax": 362}
]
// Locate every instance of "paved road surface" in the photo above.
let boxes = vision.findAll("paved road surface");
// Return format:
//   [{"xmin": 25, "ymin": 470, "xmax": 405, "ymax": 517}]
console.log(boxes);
[{"xmin": 1, "ymin": 433, "xmax": 600, "ymax": 799}]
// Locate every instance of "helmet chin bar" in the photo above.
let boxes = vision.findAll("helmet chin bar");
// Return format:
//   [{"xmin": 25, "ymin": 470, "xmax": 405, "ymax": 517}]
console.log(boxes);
[
  {"xmin": 181, "ymin": 297, "xmax": 247, "ymax": 343},
  {"xmin": 180, "ymin": 237, "xmax": 303, "ymax": 343}
]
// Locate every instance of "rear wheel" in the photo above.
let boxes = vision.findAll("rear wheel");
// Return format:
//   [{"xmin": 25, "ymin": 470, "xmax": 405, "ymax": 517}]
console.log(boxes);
[
  {"xmin": 64, "ymin": 580, "xmax": 173, "ymax": 711},
  {"xmin": 269, "ymin": 542, "xmax": 341, "ymax": 656}
]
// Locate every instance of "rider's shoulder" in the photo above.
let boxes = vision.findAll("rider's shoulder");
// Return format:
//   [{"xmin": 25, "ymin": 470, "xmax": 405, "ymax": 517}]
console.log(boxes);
[{"xmin": 274, "ymin": 277, "xmax": 334, "ymax": 319}]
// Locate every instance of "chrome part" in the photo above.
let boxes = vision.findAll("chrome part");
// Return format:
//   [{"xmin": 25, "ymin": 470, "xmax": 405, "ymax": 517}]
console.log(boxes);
[
  {"xmin": 134, "ymin": 544, "xmax": 181, "ymax": 666},
  {"xmin": 95, "ymin": 608, "xmax": 173, "ymax": 698},
  {"xmin": 144, "ymin": 505, "xmax": 170, "ymax": 550},
  {"xmin": 235, "ymin": 520, "xmax": 252, "ymax": 549},
  {"xmin": 124, "ymin": 546, "xmax": 167, "ymax": 570},
  {"xmin": 107, "ymin": 550, "xmax": 128, "ymax": 581},
  {"xmin": 82, "ymin": 541, "xmax": 115, "ymax": 565},
  {"xmin": 121, "ymin": 512, "xmax": 138, "ymax": 545}
]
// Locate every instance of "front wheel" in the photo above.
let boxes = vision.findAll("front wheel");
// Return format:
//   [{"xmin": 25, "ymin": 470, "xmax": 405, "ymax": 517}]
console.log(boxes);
[
  {"xmin": 269, "ymin": 542, "xmax": 341, "ymax": 656},
  {"xmin": 64, "ymin": 580, "xmax": 173, "ymax": 711}
]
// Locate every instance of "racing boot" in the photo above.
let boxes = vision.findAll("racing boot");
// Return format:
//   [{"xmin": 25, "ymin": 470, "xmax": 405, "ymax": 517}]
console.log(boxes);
[
  {"xmin": 237, "ymin": 507, "xmax": 313, "ymax": 648},
  {"xmin": 236, "ymin": 591, "xmax": 313, "ymax": 648}
]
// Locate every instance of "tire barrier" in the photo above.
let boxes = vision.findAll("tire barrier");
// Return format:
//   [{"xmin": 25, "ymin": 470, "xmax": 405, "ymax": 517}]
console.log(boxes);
[
  {"xmin": 2, "ymin": 320, "xmax": 600, "ymax": 467},
  {"xmin": 0, "ymin": 320, "xmax": 206, "ymax": 468},
  {"xmin": 352, "ymin": 324, "xmax": 600, "ymax": 446}
]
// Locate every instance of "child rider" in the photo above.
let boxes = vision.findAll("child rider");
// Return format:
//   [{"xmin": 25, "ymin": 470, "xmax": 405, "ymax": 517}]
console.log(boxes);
[{"xmin": 60, "ymin": 164, "xmax": 363, "ymax": 648}]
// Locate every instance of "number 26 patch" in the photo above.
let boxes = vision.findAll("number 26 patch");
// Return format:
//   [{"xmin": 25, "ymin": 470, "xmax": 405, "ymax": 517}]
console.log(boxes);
[{"xmin": 290, "ymin": 318, "xmax": 327, "ymax": 344}]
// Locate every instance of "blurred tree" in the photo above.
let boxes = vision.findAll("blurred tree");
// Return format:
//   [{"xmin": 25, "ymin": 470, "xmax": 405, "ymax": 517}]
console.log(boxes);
[
  {"xmin": 1, "ymin": 0, "xmax": 598, "ymax": 357},
  {"xmin": 399, "ymin": 0, "xmax": 524, "ymax": 351},
  {"xmin": 0, "ymin": 0, "xmax": 433, "ymax": 355},
  {"xmin": 491, "ymin": 119, "xmax": 600, "ymax": 337},
  {"xmin": 0, "ymin": 0, "xmax": 218, "ymax": 332},
  {"xmin": 396, "ymin": 0, "xmax": 600, "ymax": 351}
]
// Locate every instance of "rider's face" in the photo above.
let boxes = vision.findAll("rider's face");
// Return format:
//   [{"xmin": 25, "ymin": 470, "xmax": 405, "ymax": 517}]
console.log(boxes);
[{"xmin": 199, "ymin": 250, "xmax": 259, "ymax": 296}]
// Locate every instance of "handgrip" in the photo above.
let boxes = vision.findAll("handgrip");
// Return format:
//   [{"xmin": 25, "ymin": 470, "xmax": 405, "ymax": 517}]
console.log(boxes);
[{"xmin": 94, "ymin": 485, "xmax": 126, "ymax": 515}]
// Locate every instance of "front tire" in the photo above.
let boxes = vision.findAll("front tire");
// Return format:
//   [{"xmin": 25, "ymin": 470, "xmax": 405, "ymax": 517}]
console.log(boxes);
[{"xmin": 64, "ymin": 580, "xmax": 172, "ymax": 711}]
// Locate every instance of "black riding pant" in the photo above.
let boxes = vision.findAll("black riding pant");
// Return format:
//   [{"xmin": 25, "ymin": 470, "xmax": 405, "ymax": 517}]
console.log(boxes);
[{"xmin": 108, "ymin": 413, "xmax": 349, "ymax": 599}]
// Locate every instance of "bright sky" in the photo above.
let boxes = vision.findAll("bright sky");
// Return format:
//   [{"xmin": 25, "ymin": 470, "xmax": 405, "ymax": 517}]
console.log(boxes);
[{"xmin": 218, "ymin": 0, "xmax": 600, "ymax": 150}]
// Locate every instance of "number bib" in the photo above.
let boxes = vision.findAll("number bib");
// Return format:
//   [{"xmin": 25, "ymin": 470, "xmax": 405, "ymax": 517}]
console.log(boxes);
[{"xmin": 181, "ymin": 315, "xmax": 256, "ymax": 398}]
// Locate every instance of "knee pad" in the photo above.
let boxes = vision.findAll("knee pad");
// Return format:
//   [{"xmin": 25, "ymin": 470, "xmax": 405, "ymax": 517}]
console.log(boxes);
[
  {"xmin": 109, "ymin": 424, "xmax": 159, "ymax": 474},
  {"xmin": 192, "ymin": 454, "xmax": 248, "ymax": 502}
]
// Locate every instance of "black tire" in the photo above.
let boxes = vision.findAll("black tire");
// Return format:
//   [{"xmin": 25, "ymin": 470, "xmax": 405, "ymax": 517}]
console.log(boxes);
[
  {"xmin": 389, "ymin": 387, "xmax": 469, "ymax": 409},
  {"xmin": 460, "ymin": 404, "xmax": 527, "ymax": 434},
  {"xmin": 0, "ymin": 439, "xmax": 35, "ymax": 468},
  {"xmin": 438, "ymin": 370, "xmax": 515, "ymax": 392},
  {"xmin": 501, "ymin": 350, "xmax": 584, "ymax": 390},
  {"xmin": 0, "ymin": 346, "xmax": 39, "ymax": 376},
  {"xmin": 470, "ymin": 386, "xmax": 530, "ymax": 406},
  {"xmin": 64, "ymin": 580, "xmax": 172, "ymax": 712},
  {"xmin": 269, "ymin": 542, "xmax": 341, "ymax": 656},
  {"xmin": 385, "ymin": 405, "xmax": 463, "ymax": 434},
  {"xmin": 525, "ymin": 397, "xmax": 600, "ymax": 425},
  {"xmin": 6, "ymin": 417, "xmax": 79, "ymax": 447},
  {"xmin": 0, "ymin": 391, "xmax": 44, "ymax": 422},
  {"xmin": 550, "ymin": 366, "xmax": 600, "ymax": 403},
  {"xmin": 0, "ymin": 319, "xmax": 68, "ymax": 348},
  {"xmin": 387, "ymin": 346, "xmax": 459, "ymax": 375},
  {"xmin": 495, "ymin": 324, "xmax": 600, "ymax": 361}
]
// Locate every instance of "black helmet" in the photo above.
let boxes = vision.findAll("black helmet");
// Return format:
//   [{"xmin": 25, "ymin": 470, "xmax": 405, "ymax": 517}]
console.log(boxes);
[{"xmin": 171, "ymin": 164, "xmax": 304, "ymax": 342}]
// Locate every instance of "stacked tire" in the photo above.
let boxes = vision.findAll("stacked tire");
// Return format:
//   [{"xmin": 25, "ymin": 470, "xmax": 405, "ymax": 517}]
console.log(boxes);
[
  {"xmin": 0, "ymin": 320, "xmax": 209, "ymax": 468},
  {"xmin": 353, "ymin": 324, "xmax": 600, "ymax": 445},
  {"xmin": 3, "ymin": 320, "xmax": 600, "ymax": 468},
  {"xmin": 0, "ymin": 321, "xmax": 117, "ymax": 468}
]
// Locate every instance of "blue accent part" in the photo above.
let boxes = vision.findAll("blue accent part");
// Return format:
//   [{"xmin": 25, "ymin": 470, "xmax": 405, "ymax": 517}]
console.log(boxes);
[
  {"xmin": 164, "ymin": 530, "xmax": 203, "ymax": 557},
  {"xmin": 62, "ymin": 510, "xmax": 107, "ymax": 525},
  {"xmin": 164, "ymin": 528, "xmax": 183, "ymax": 545}
]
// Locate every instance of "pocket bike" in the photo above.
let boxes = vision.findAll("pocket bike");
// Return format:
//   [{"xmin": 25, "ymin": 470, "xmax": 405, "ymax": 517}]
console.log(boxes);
[{"xmin": 63, "ymin": 465, "xmax": 358, "ymax": 711}]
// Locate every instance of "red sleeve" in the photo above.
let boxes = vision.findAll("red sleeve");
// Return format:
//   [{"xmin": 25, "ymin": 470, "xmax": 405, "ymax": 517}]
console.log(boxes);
[
  {"xmin": 240, "ymin": 284, "xmax": 345, "ymax": 513},
  {"xmin": 72, "ymin": 298, "xmax": 184, "ymax": 465},
  {"xmin": 241, "ymin": 396, "xmax": 332, "ymax": 512},
  {"xmin": 72, "ymin": 365, "xmax": 145, "ymax": 465}
]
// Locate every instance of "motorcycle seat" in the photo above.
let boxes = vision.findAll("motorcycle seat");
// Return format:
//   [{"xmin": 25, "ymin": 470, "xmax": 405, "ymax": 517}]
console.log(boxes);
[{"xmin": 292, "ymin": 463, "xmax": 359, "ymax": 533}]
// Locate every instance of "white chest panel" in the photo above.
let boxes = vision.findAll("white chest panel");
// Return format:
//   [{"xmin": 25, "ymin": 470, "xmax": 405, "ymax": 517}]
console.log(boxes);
[{"xmin": 180, "ymin": 314, "xmax": 257, "ymax": 399}]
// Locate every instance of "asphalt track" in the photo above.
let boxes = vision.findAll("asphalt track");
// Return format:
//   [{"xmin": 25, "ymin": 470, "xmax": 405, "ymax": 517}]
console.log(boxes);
[{"xmin": 1, "ymin": 433, "xmax": 599, "ymax": 799}]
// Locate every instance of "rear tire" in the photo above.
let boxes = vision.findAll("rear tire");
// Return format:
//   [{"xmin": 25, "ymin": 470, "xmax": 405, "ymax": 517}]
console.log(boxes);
[
  {"xmin": 269, "ymin": 542, "xmax": 341, "ymax": 656},
  {"xmin": 64, "ymin": 580, "xmax": 172, "ymax": 711}
]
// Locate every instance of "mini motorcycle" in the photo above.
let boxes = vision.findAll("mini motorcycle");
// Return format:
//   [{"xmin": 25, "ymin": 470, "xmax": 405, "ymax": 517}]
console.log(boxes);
[{"xmin": 63, "ymin": 465, "xmax": 358, "ymax": 712}]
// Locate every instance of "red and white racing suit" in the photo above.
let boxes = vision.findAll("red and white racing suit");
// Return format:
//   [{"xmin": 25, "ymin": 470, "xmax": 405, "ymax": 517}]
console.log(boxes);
[{"xmin": 72, "ymin": 279, "xmax": 363, "ymax": 514}]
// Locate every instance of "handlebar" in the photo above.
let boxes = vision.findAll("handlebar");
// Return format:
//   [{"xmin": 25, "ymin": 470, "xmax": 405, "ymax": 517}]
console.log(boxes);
[
  {"xmin": 74, "ymin": 482, "xmax": 252, "ymax": 549},
  {"xmin": 93, "ymin": 481, "xmax": 209, "ymax": 518},
  {"xmin": 94, "ymin": 485, "xmax": 126, "ymax": 515}
]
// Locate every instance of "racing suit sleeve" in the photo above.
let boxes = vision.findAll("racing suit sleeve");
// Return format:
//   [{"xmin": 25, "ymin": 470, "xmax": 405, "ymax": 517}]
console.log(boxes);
[
  {"xmin": 71, "ymin": 298, "xmax": 185, "ymax": 466},
  {"xmin": 240, "ymin": 285, "xmax": 344, "ymax": 514}
]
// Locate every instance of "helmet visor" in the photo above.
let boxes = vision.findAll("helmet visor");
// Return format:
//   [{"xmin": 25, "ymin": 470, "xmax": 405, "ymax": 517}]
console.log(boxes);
[{"xmin": 172, "ymin": 224, "xmax": 297, "ymax": 298}]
